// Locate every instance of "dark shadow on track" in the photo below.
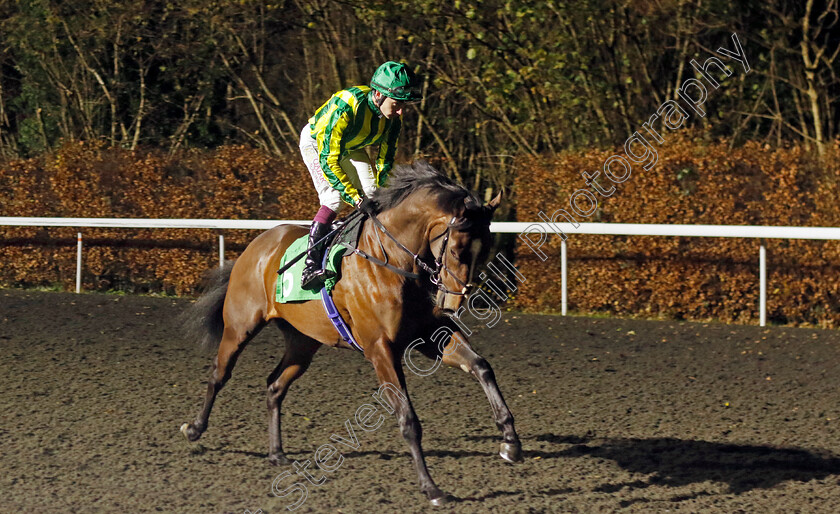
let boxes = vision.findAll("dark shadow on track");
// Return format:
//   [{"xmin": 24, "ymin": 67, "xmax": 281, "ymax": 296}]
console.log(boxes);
[{"xmin": 536, "ymin": 433, "xmax": 840, "ymax": 502}]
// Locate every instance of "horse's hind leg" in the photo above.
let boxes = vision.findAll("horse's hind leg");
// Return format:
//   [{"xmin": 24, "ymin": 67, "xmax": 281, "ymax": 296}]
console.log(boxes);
[
  {"xmin": 181, "ymin": 322, "xmax": 266, "ymax": 441},
  {"xmin": 439, "ymin": 332, "xmax": 523, "ymax": 463},
  {"xmin": 266, "ymin": 324, "xmax": 321, "ymax": 465}
]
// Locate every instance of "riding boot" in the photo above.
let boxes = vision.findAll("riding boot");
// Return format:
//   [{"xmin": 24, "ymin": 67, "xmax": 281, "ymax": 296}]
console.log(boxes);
[{"xmin": 300, "ymin": 221, "xmax": 336, "ymax": 290}]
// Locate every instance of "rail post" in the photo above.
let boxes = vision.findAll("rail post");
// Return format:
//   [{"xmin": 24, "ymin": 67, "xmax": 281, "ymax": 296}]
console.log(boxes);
[
  {"xmin": 561, "ymin": 239, "xmax": 567, "ymax": 316},
  {"xmin": 219, "ymin": 234, "xmax": 225, "ymax": 268},
  {"xmin": 759, "ymin": 243, "xmax": 766, "ymax": 327},
  {"xmin": 76, "ymin": 232, "xmax": 82, "ymax": 293}
]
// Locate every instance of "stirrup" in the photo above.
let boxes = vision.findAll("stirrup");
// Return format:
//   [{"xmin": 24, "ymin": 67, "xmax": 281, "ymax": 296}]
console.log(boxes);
[{"xmin": 301, "ymin": 267, "xmax": 335, "ymax": 289}]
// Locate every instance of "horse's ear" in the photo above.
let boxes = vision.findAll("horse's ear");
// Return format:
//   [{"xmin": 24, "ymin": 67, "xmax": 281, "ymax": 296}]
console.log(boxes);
[{"xmin": 487, "ymin": 191, "xmax": 503, "ymax": 211}]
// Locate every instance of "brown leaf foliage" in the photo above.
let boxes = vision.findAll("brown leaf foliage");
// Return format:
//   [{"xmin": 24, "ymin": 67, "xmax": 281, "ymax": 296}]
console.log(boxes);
[
  {"xmin": 0, "ymin": 141, "xmax": 315, "ymax": 295},
  {"xmin": 513, "ymin": 134, "xmax": 840, "ymax": 327},
  {"xmin": 3, "ymin": 136, "xmax": 839, "ymax": 328}
]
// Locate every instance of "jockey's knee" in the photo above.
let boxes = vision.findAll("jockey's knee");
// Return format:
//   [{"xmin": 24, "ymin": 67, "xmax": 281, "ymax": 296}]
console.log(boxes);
[{"xmin": 319, "ymin": 193, "xmax": 342, "ymax": 213}]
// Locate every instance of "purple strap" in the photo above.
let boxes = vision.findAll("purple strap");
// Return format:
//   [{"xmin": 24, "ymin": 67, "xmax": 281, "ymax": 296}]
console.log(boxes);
[
  {"xmin": 319, "ymin": 248, "xmax": 363, "ymax": 352},
  {"xmin": 320, "ymin": 287, "xmax": 363, "ymax": 352}
]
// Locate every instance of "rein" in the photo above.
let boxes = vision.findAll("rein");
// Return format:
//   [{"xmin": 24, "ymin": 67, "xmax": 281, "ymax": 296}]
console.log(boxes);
[{"xmin": 348, "ymin": 212, "xmax": 473, "ymax": 297}]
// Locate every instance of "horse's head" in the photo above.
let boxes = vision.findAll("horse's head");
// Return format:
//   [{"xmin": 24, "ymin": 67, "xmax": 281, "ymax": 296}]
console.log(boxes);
[
  {"xmin": 371, "ymin": 161, "xmax": 502, "ymax": 315},
  {"xmin": 430, "ymin": 191, "xmax": 502, "ymax": 316}
]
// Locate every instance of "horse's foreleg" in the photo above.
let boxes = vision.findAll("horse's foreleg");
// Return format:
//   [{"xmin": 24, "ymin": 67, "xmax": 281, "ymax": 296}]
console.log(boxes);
[
  {"xmin": 368, "ymin": 339, "xmax": 449, "ymax": 505},
  {"xmin": 181, "ymin": 323, "xmax": 265, "ymax": 441},
  {"xmin": 266, "ymin": 328, "xmax": 320, "ymax": 465},
  {"xmin": 440, "ymin": 333, "xmax": 523, "ymax": 463}
]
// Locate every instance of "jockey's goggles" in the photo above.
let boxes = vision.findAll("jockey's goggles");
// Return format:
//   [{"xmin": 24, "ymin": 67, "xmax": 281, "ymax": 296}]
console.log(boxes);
[{"xmin": 371, "ymin": 81, "xmax": 422, "ymax": 103}]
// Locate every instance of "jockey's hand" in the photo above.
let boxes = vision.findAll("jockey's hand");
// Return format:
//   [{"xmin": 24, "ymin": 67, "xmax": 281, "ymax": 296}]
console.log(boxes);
[{"xmin": 355, "ymin": 196, "xmax": 376, "ymax": 215}]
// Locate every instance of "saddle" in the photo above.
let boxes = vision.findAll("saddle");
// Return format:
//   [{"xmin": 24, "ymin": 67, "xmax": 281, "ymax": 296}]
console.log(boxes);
[
  {"xmin": 275, "ymin": 213, "xmax": 367, "ymax": 352},
  {"xmin": 328, "ymin": 213, "xmax": 366, "ymax": 259},
  {"xmin": 275, "ymin": 214, "xmax": 366, "ymax": 302}
]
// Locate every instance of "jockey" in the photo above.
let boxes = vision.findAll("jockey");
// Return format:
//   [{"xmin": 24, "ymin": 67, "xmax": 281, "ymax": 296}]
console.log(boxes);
[{"xmin": 298, "ymin": 61, "xmax": 422, "ymax": 289}]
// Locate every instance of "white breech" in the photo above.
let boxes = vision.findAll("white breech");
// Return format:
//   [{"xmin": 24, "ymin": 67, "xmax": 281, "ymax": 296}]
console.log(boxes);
[{"xmin": 299, "ymin": 124, "xmax": 376, "ymax": 213}]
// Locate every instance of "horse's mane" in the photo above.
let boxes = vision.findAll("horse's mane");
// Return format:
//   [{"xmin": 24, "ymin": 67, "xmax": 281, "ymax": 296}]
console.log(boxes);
[{"xmin": 372, "ymin": 161, "xmax": 481, "ymax": 214}]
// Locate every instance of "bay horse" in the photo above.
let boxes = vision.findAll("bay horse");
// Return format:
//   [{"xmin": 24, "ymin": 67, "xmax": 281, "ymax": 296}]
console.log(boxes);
[{"xmin": 180, "ymin": 161, "xmax": 523, "ymax": 505}]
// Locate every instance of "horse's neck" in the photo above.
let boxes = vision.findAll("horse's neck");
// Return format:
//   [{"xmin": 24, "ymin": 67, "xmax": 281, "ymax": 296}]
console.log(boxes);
[{"xmin": 369, "ymin": 203, "xmax": 439, "ymax": 268}]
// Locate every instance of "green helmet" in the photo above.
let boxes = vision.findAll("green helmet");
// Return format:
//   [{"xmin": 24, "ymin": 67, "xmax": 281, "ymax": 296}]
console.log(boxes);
[{"xmin": 370, "ymin": 61, "xmax": 422, "ymax": 102}]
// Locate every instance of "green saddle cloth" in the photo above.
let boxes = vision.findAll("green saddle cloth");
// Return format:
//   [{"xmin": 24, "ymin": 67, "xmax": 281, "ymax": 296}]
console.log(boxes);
[
  {"xmin": 275, "ymin": 236, "xmax": 346, "ymax": 303},
  {"xmin": 275, "ymin": 215, "xmax": 365, "ymax": 303}
]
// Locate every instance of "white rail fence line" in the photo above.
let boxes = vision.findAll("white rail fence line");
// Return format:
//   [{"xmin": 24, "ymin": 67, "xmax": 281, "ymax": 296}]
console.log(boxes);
[
  {"xmin": 0, "ymin": 218, "xmax": 309, "ymax": 294},
  {"xmin": 507, "ymin": 222, "xmax": 840, "ymax": 326},
  {"xmin": 2, "ymin": 217, "xmax": 840, "ymax": 326}
]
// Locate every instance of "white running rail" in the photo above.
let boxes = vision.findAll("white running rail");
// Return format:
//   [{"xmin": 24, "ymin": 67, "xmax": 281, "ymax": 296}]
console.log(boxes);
[{"xmin": 2, "ymin": 217, "xmax": 840, "ymax": 326}]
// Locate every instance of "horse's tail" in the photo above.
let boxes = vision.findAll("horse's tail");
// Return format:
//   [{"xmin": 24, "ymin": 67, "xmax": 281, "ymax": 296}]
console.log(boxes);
[{"xmin": 184, "ymin": 260, "xmax": 235, "ymax": 352}]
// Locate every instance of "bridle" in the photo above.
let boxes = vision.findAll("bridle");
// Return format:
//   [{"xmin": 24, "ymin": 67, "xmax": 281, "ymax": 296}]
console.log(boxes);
[
  {"xmin": 426, "ymin": 220, "xmax": 476, "ymax": 297},
  {"xmin": 346, "ymin": 212, "xmax": 478, "ymax": 299}
]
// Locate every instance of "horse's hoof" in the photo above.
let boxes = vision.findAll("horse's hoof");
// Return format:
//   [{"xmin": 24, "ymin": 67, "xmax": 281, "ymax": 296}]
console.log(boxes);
[
  {"xmin": 180, "ymin": 422, "xmax": 203, "ymax": 442},
  {"xmin": 429, "ymin": 493, "xmax": 451, "ymax": 506},
  {"xmin": 269, "ymin": 453, "xmax": 292, "ymax": 466},
  {"xmin": 500, "ymin": 441, "xmax": 523, "ymax": 463}
]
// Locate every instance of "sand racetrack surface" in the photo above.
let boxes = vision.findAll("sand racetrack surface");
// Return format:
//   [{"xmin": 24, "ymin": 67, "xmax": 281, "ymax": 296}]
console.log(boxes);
[{"xmin": 2, "ymin": 289, "xmax": 840, "ymax": 513}]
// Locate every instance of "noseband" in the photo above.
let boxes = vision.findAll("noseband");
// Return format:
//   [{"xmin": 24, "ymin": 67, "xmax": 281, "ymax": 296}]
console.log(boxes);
[{"xmin": 349, "ymin": 212, "xmax": 475, "ymax": 298}]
